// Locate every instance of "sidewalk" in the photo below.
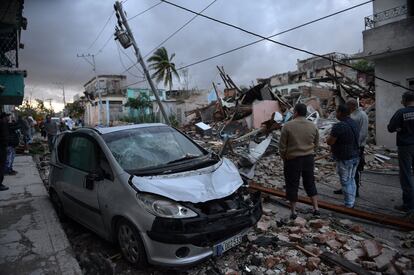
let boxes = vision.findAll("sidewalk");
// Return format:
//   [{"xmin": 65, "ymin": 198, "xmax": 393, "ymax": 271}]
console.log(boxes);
[{"xmin": 0, "ymin": 156, "xmax": 81, "ymax": 275}]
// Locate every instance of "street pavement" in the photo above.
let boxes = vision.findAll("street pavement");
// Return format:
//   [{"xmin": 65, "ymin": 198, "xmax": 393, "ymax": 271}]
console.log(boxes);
[{"xmin": 0, "ymin": 155, "xmax": 81, "ymax": 275}]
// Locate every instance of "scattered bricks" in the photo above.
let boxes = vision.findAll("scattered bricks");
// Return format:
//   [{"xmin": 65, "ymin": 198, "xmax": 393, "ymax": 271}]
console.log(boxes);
[
  {"xmin": 362, "ymin": 239, "xmax": 383, "ymax": 258},
  {"xmin": 306, "ymin": 257, "xmax": 321, "ymax": 271},
  {"xmin": 361, "ymin": 261, "xmax": 377, "ymax": 270},
  {"xmin": 309, "ymin": 219, "xmax": 329, "ymax": 229},
  {"xmin": 313, "ymin": 234, "xmax": 328, "ymax": 244},
  {"xmin": 286, "ymin": 260, "xmax": 305, "ymax": 274},
  {"xmin": 293, "ymin": 216, "xmax": 307, "ymax": 227},
  {"xmin": 288, "ymin": 226, "xmax": 302, "ymax": 234},
  {"xmin": 289, "ymin": 234, "xmax": 302, "ymax": 242},
  {"xmin": 326, "ymin": 239, "xmax": 342, "ymax": 250},
  {"xmin": 265, "ymin": 256, "xmax": 280, "ymax": 269},
  {"xmin": 343, "ymin": 250, "xmax": 359, "ymax": 262},
  {"xmin": 276, "ymin": 233, "xmax": 290, "ymax": 243},
  {"xmin": 336, "ymin": 235, "xmax": 348, "ymax": 244},
  {"xmin": 300, "ymin": 227, "xmax": 310, "ymax": 234},
  {"xmin": 350, "ymin": 224, "xmax": 364, "ymax": 233},
  {"xmin": 354, "ymin": 248, "xmax": 366, "ymax": 258},
  {"xmin": 395, "ymin": 257, "xmax": 412, "ymax": 270},
  {"xmin": 225, "ymin": 270, "xmax": 239, "ymax": 275},
  {"xmin": 373, "ymin": 249, "xmax": 396, "ymax": 271},
  {"xmin": 256, "ymin": 221, "xmax": 270, "ymax": 232}
]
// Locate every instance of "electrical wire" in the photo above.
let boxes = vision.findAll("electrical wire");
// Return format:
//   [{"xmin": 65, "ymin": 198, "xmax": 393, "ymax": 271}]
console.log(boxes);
[
  {"xmin": 143, "ymin": 0, "xmax": 218, "ymax": 59},
  {"xmin": 96, "ymin": 33, "xmax": 114, "ymax": 55},
  {"xmin": 127, "ymin": 1, "xmax": 163, "ymax": 21},
  {"xmin": 161, "ymin": 0, "xmax": 413, "ymax": 92},
  {"xmin": 87, "ymin": 11, "xmax": 115, "ymax": 51},
  {"xmin": 175, "ymin": 0, "xmax": 373, "ymax": 71},
  {"xmin": 116, "ymin": 41, "xmax": 144, "ymax": 79}
]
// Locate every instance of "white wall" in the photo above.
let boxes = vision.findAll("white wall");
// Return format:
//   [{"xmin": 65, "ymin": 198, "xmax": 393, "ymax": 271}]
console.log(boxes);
[{"xmin": 375, "ymin": 52, "xmax": 414, "ymax": 148}]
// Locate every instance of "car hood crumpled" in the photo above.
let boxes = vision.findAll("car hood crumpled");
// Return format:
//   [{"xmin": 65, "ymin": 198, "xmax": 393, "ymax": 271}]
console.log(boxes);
[{"xmin": 131, "ymin": 158, "xmax": 243, "ymax": 203}]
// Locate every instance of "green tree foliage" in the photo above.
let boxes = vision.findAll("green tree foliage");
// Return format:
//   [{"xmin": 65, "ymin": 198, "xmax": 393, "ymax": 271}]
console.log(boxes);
[
  {"xmin": 147, "ymin": 47, "xmax": 180, "ymax": 91},
  {"xmin": 66, "ymin": 100, "xmax": 85, "ymax": 119},
  {"xmin": 352, "ymin": 59, "xmax": 374, "ymax": 73},
  {"xmin": 124, "ymin": 92, "xmax": 152, "ymax": 117},
  {"xmin": 16, "ymin": 99, "xmax": 53, "ymax": 120}
]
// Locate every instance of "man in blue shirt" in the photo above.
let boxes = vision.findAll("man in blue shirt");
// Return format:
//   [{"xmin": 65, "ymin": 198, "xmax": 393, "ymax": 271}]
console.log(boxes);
[
  {"xmin": 327, "ymin": 104, "xmax": 360, "ymax": 208},
  {"xmin": 388, "ymin": 91, "xmax": 414, "ymax": 217}
]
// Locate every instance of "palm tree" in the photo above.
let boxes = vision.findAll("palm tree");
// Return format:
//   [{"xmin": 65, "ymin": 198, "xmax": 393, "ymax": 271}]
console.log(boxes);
[{"xmin": 147, "ymin": 47, "xmax": 180, "ymax": 91}]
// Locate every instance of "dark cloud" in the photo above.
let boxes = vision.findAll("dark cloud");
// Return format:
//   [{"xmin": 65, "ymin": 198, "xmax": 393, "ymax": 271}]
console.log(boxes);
[{"xmin": 20, "ymin": 0, "xmax": 372, "ymax": 108}]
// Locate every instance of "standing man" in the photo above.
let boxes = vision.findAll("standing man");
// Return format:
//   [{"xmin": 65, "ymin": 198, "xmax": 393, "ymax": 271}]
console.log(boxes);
[
  {"xmin": 0, "ymin": 112, "xmax": 10, "ymax": 191},
  {"xmin": 5, "ymin": 117, "xmax": 21, "ymax": 175},
  {"xmin": 333, "ymin": 99, "xmax": 368, "ymax": 197},
  {"xmin": 279, "ymin": 103, "xmax": 320, "ymax": 219},
  {"xmin": 327, "ymin": 104, "xmax": 360, "ymax": 208},
  {"xmin": 388, "ymin": 91, "xmax": 414, "ymax": 216},
  {"xmin": 44, "ymin": 115, "xmax": 58, "ymax": 153}
]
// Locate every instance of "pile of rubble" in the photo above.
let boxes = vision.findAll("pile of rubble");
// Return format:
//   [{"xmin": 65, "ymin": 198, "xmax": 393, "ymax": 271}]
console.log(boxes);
[{"xmin": 185, "ymin": 207, "xmax": 414, "ymax": 275}]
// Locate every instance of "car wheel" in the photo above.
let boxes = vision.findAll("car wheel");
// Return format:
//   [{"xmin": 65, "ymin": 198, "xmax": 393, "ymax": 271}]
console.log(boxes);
[
  {"xmin": 116, "ymin": 219, "xmax": 147, "ymax": 267},
  {"xmin": 50, "ymin": 190, "xmax": 66, "ymax": 221}
]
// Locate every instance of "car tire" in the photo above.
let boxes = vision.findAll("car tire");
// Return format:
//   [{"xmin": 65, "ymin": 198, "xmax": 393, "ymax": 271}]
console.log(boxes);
[
  {"xmin": 116, "ymin": 219, "xmax": 147, "ymax": 267},
  {"xmin": 50, "ymin": 190, "xmax": 66, "ymax": 222}
]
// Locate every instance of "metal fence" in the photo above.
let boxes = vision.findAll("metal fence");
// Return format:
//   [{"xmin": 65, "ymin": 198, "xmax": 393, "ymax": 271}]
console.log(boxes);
[{"xmin": 364, "ymin": 5, "xmax": 407, "ymax": 29}]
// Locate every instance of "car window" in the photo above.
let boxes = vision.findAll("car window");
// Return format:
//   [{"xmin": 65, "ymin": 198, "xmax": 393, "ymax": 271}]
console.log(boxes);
[
  {"xmin": 67, "ymin": 136, "xmax": 98, "ymax": 172},
  {"xmin": 102, "ymin": 126, "xmax": 205, "ymax": 171}
]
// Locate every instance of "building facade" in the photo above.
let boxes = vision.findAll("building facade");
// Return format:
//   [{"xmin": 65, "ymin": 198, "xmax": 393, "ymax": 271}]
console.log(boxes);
[
  {"xmin": 83, "ymin": 75, "xmax": 127, "ymax": 126},
  {"xmin": 0, "ymin": 0, "xmax": 27, "ymax": 108},
  {"xmin": 362, "ymin": 0, "xmax": 414, "ymax": 147}
]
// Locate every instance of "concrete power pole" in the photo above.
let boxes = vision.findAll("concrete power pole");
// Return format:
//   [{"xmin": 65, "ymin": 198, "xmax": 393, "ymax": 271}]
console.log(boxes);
[
  {"xmin": 114, "ymin": 1, "xmax": 170, "ymax": 125},
  {"xmin": 77, "ymin": 53, "xmax": 103, "ymax": 126}
]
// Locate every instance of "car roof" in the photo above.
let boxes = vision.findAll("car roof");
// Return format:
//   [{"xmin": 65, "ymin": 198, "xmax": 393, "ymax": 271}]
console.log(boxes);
[{"xmin": 95, "ymin": 123, "xmax": 168, "ymax": 135}]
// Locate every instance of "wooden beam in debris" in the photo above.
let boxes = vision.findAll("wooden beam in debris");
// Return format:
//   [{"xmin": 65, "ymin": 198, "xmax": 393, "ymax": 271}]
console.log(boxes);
[
  {"xmin": 249, "ymin": 183, "xmax": 414, "ymax": 231},
  {"xmin": 320, "ymin": 252, "xmax": 373, "ymax": 275},
  {"xmin": 212, "ymin": 82, "xmax": 225, "ymax": 116}
]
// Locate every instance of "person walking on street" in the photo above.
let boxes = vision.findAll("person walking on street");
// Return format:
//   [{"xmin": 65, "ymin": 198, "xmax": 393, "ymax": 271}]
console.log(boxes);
[
  {"xmin": 334, "ymin": 99, "xmax": 368, "ymax": 197},
  {"xmin": 388, "ymin": 91, "xmax": 414, "ymax": 218},
  {"xmin": 0, "ymin": 112, "xmax": 10, "ymax": 191},
  {"xmin": 279, "ymin": 103, "xmax": 320, "ymax": 219},
  {"xmin": 5, "ymin": 117, "xmax": 21, "ymax": 175},
  {"xmin": 44, "ymin": 115, "xmax": 58, "ymax": 153},
  {"xmin": 17, "ymin": 116, "xmax": 30, "ymax": 153},
  {"xmin": 327, "ymin": 104, "xmax": 360, "ymax": 208}
]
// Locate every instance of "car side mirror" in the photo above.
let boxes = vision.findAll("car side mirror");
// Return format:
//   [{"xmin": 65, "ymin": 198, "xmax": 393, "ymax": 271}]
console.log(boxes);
[
  {"xmin": 85, "ymin": 171, "xmax": 104, "ymax": 190},
  {"xmin": 100, "ymin": 158, "xmax": 114, "ymax": 181}
]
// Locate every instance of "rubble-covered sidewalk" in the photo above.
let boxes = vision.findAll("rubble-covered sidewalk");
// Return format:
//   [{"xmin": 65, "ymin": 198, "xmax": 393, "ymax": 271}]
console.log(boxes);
[{"xmin": 0, "ymin": 156, "xmax": 81, "ymax": 275}]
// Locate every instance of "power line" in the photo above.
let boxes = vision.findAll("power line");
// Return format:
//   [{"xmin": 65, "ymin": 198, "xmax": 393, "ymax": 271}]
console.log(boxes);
[
  {"xmin": 87, "ymin": 11, "xmax": 115, "ymax": 50},
  {"xmin": 116, "ymin": 41, "xmax": 144, "ymax": 79},
  {"xmin": 177, "ymin": 0, "xmax": 373, "ymax": 70},
  {"xmin": 162, "ymin": 0, "xmax": 413, "ymax": 92},
  {"xmin": 143, "ymin": 0, "xmax": 218, "ymax": 59},
  {"xmin": 127, "ymin": 1, "xmax": 163, "ymax": 21}
]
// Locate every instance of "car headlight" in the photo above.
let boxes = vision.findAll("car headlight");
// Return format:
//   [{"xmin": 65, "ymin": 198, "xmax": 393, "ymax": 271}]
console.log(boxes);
[{"xmin": 136, "ymin": 193, "xmax": 198, "ymax": 219}]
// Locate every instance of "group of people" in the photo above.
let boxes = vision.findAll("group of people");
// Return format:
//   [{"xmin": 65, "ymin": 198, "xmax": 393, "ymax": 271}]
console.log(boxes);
[
  {"xmin": 279, "ymin": 91, "xmax": 414, "ymax": 220},
  {"xmin": 0, "ymin": 113, "xmax": 76, "ymax": 191}
]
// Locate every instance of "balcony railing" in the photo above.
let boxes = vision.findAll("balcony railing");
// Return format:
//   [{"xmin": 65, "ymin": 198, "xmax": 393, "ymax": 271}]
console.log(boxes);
[{"xmin": 364, "ymin": 5, "xmax": 407, "ymax": 29}]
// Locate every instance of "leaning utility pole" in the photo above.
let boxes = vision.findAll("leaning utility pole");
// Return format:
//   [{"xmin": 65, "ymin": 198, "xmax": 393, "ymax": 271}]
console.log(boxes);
[
  {"xmin": 77, "ymin": 53, "xmax": 103, "ymax": 126},
  {"xmin": 114, "ymin": 1, "xmax": 170, "ymax": 125}
]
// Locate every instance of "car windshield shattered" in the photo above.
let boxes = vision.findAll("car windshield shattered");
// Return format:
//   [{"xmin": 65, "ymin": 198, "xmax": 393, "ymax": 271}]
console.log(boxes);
[{"xmin": 102, "ymin": 126, "xmax": 207, "ymax": 172}]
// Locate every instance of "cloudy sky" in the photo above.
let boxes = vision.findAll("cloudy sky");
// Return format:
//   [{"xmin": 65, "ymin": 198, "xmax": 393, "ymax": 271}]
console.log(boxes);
[{"xmin": 20, "ymin": 0, "xmax": 372, "ymax": 111}]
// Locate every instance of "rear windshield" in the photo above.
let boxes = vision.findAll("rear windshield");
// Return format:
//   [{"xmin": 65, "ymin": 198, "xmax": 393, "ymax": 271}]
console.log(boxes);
[{"xmin": 102, "ymin": 126, "xmax": 206, "ymax": 171}]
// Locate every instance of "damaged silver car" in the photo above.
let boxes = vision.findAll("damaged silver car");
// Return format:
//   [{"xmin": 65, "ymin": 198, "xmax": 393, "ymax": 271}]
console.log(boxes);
[{"xmin": 48, "ymin": 124, "xmax": 262, "ymax": 267}]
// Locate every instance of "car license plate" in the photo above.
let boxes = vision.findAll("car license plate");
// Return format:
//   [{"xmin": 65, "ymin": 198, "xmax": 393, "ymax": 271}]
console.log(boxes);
[{"xmin": 213, "ymin": 232, "xmax": 245, "ymax": 256}]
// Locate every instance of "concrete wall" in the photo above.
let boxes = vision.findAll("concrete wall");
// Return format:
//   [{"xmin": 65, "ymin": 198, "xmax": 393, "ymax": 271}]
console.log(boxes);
[
  {"xmin": 375, "ymin": 52, "xmax": 414, "ymax": 148},
  {"xmin": 373, "ymin": 0, "xmax": 407, "ymax": 27},
  {"xmin": 363, "ymin": 17, "xmax": 414, "ymax": 57}
]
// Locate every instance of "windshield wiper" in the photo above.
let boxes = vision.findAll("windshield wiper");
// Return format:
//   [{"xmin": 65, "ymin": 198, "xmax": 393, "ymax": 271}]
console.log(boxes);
[{"xmin": 167, "ymin": 154, "xmax": 201, "ymax": 164}]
